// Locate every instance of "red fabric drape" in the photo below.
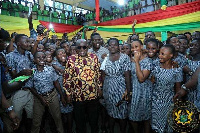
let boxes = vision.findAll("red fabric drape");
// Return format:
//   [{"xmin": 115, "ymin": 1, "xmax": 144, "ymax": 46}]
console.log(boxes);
[
  {"xmin": 39, "ymin": 21, "xmax": 82, "ymax": 33},
  {"xmin": 94, "ymin": 1, "xmax": 200, "ymax": 26},
  {"xmin": 95, "ymin": 0, "xmax": 100, "ymax": 21}
]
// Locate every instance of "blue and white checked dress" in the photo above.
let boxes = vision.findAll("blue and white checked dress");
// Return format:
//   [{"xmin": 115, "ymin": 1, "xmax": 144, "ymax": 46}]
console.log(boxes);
[
  {"xmin": 151, "ymin": 64, "xmax": 183, "ymax": 133},
  {"xmin": 129, "ymin": 57, "xmax": 153, "ymax": 121},
  {"xmin": 103, "ymin": 53, "xmax": 131, "ymax": 119}
]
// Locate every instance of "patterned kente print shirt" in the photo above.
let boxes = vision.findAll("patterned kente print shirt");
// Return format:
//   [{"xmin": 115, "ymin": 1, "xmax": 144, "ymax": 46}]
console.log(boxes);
[{"xmin": 63, "ymin": 53, "xmax": 102, "ymax": 102}]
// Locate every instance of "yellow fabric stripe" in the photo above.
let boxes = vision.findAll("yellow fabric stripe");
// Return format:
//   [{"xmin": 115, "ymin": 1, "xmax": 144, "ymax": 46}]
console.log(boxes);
[{"xmin": 98, "ymin": 11, "xmax": 200, "ymax": 29}]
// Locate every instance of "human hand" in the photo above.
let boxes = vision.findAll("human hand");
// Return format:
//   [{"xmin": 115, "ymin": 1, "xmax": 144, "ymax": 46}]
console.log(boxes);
[
  {"xmin": 132, "ymin": 19, "xmax": 137, "ymax": 27},
  {"xmin": 11, "ymin": 36, "xmax": 15, "ymax": 42},
  {"xmin": 66, "ymin": 95, "xmax": 72, "ymax": 103},
  {"xmin": 8, "ymin": 110, "xmax": 20, "ymax": 130},
  {"xmin": 97, "ymin": 89, "xmax": 103, "ymax": 98},
  {"xmin": 173, "ymin": 88, "xmax": 187, "ymax": 102},
  {"xmin": 20, "ymin": 69, "xmax": 33, "ymax": 76},
  {"xmin": 37, "ymin": 35, "xmax": 44, "ymax": 41},
  {"xmin": 133, "ymin": 52, "xmax": 141, "ymax": 62},
  {"xmin": 61, "ymin": 95, "xmax": 67, "ymax": 106},
  {"xmin": 39, "ymin": 96, "xmax": 49, "ymax": 106},
  {"xmin": 122, "ymin": 90, "xmax": 129, "ymax": 101},
  {"xmin": 101, "ymin": 53, "xmax": 107, "ymax": 59}
]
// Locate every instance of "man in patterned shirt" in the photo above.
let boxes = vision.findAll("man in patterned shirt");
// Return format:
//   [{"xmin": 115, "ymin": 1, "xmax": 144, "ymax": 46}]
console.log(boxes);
[{"xmin": 63, "ymin": 39, "xmax": 102, "ymax": 133}]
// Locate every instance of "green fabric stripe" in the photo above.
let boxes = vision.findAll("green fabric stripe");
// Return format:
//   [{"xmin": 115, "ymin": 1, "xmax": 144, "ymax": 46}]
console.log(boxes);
[{"xmin": 86, "ymin": 21, "xmax": 200, "ymax": 33}]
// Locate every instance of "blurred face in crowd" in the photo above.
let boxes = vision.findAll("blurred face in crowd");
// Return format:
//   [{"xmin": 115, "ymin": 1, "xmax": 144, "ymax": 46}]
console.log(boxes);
[
  {"xmin": 76, "ymin": 39, "xmax": 88, "ymax": 57},
  {"xmin": 190, "ymin": 40, "xmax": 200, "ymax": 56},
  {"xmin": 146, "ymin": 41, "xmax": 158, "ymax": 58},
  {"xmin": 45, "ymin": 51, "xmax": 52, "ymax": 63},
  {"xmin": 108, "ymin": 40, "xmax": 119, "ymax": 54},
  {"xmin": 179, "ymin": 39, "xmax": 188, "ymax": 54},
  {"xmin": 56, "ymin": 49, "xmax": 66, "ymax": 63},
  {"xmin": 47, "ymin": 45, "xmax": 56, "ymax": 55},
  {"xmin": 37, "ymin": 44, "xmax": 44, "ymax": 52},
  {"xmin": 29, "ymin": 37, "xmax": 35, "ymax": 48},
  {"xmin": 52, "ymin": 35, "xmax": 58, "ymax": 43},
  {"xmin": 91, "ymin": 35, "xmax": 102, "ymax": 50},
  {"xmin": 159, "ymin": 47, "xmax": 173, "ymax": 63},
  {"xmin": 34, "ymin": 52, "xmax": 45, "ymax": 66},
  {"xmin": 61, "ymin": 42, "xmax": 70, "ymax": 55},
  {"xmin": 184, "ymin": 33, "xmax": 191, "ymax": 41},
  {"xmin": 192, "ymin": 31, "xmax": 200, "ymax": 40},
  {"xmin": 18, "ymin": 36, "xmax": 31, "ymax": 51},
  {"xmin": 122, "ymin": 44, "xmax": 131, "ymax": 56},
  {"xmin": 36, "ymin": 24, "xmax": 45, "ymax": 35},
  {"xmin": 0, "ymin": 40, "xmax": 7, "ymax": 52},
  {"xmin": 70, "ymin": 45, "xmax": 77, "ymax": 55},
  {"xmin": 131, "ymin": 40, "xmax": 143, "ymax": 55},
  {"xmin": 169, "ymin": 37, "xmax": 180, "ymax": 52}
]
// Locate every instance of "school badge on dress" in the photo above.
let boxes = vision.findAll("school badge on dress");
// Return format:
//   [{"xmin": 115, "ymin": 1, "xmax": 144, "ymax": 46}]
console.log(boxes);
[{"xmin": 168, "ymin": 100, "xmax": 199, "ymax": 132}]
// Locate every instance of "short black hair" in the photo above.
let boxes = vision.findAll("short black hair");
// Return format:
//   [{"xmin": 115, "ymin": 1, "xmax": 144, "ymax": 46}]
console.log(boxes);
[
  {"xmin": 162, "ymin": 44, "xmax": 175, "ymax": 56},
  {"xmin": 76, "ymin": 39, "xmax": 87, "ymax": 46},
  {"xmin": 14, "ymin": 34, "xmax": 27, "ymax": 44},
  {"xmin": 123, "ymin": 43, "xmax": 131, "ymax": 48},
  {"xmin": 90, "ymin": 32, "xmax": 100, "ymax": 40},
  {"xmin": 191, "ymin": 38, "xmax": 200, "ymax": 44},
  {"xmin": 184, "ymin": 32, "xmax": 191, "ymax": 36},
  {"xmin": 0, "ymin": 28, "xmax": 10, "ymax": 41},
  {"xmin": 34, "ymin": 51, "xmax": 44, "ymax": 58},
  {"xmin": 166, "ymin": 35, "xmax": 177, "ymax": 44},
  {"xmin": 145, "ymin": 31, "xmax": 155, "ymax": 36},
  {"xmin": 70, "ymin": 42, "xmax": 77, "ymax": 47},
  {"xmin": 55, "ymin": 48, "xmax": 65, "ymax": 56},
  {"xmin": 60, "ymin": 41, "xmax": 69, "ymax": 48},
  {"xmin": 131, "ymin": 39, "xmax": 143, "ymax": 45},
  {"xmin": 144, "ymin": 38, "xmax": 159, "ymax": 47},
  {"xmin": 107, "ymin": 38, "xmax": 119, "ymax": 45},
  {"xmin": 11, "ymin": 32, "xmax": 17, "ymax": 38},
  {"xmin": 179, "ymin": 38, "xmax": 189, "ymax": 45},
  {"xmin": 177, "ymin": 34, "xmax": 187, "ymax": 39}
]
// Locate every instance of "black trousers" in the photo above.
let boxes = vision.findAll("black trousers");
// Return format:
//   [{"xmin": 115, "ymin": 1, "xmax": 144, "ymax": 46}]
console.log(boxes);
[{"xmin": 73, "ymin": 99, "xmax": 99, "ymax": 133}]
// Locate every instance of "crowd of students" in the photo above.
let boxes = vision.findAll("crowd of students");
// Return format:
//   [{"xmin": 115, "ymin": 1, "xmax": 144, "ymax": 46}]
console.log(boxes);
[{"xmin": 0, "ymin": 14, "xmax": 200, "ymax": 133}]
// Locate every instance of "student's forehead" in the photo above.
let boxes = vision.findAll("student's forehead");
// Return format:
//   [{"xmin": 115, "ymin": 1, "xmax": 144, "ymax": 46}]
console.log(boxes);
[
  {"xmin": 78, "ymin": 42, "xmax": 87, "ymax": 46},
  {"xmin": 36, "ymin": 52, "xmax": 45, "ymax": 57}
]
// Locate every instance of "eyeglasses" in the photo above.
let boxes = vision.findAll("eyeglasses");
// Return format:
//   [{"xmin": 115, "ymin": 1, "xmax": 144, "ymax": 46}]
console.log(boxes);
[{"xmin": 77, "ymin": 46, "xmax": 87, "ymax": 50}]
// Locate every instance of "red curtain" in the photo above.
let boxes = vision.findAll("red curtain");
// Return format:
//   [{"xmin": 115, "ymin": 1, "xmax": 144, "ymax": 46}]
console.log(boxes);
[
  {"xmin": 95, "ymin": 1, "xmax": 200, "ymax": 26},
  {"xmin": 39, "ymin": 21, "xmax": 82, "ymax": 33}
]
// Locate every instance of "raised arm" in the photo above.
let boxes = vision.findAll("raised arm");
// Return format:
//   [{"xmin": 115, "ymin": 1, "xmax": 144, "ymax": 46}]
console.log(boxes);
[
  {"xmin": 28, "ymin": 12, "xmax": 33, "ymax": 31},
  {"xmin": 174, "ymin": 67, "xmax": 200, "ymax": 100},
  {"xmin": 132, "ymin": 19, "xmax": 137, "ymax": 35}
]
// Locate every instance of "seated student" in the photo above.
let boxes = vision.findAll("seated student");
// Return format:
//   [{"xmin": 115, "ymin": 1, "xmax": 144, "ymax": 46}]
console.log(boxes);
[{"xmin": 30, "ymin": 51, "xmax": 66, "ymax": 133}]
